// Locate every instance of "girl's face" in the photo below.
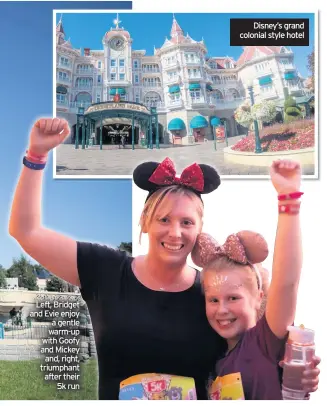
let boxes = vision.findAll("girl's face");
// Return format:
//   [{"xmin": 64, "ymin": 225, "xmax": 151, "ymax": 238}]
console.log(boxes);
[
  {"xmin": 203, "ymin": 268, "xmax": 262, "ymax": 346},
  {"xmin": 147, "ymin": 193, "xmax": 202, "ymax": 266}
]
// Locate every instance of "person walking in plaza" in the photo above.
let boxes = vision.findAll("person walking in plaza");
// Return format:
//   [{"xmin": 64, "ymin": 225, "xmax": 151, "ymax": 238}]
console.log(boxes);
[{"xmin": 9, "ymin": 118, "xmax": 320, "ymax": 400}]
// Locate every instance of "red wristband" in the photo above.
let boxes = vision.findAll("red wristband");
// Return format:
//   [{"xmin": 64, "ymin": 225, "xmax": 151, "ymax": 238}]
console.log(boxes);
[
  {"xmin": 278, "ymin": 192, "xmax": 303, "ymax": 201},
  {"xmin": 26, "ymin": 150, "xmax": 48, "ymax": 163},
  {"xmin": 278, "ymin": 202, "xmax": 301, "ymax": 215}
]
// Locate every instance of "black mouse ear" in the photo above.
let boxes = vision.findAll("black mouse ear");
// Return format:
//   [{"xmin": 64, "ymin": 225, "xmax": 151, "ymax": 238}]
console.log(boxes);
[
  {"xmin": 133, "ymin": 161, "xmax": 160, "ymax": 192},
  {"xmin": 198, "ymin": 164, "xmax": 221, "ymax": 194}
]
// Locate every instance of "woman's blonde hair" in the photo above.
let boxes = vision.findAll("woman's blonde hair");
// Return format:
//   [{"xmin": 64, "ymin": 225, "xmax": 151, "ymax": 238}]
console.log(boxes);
[
  {"xmin": 201, "ymin": 256, "xmax": 269, "ymax": 320},
  {"xmin": 139, "ymin": 185, "xmax": 204, "ymax": 242}
]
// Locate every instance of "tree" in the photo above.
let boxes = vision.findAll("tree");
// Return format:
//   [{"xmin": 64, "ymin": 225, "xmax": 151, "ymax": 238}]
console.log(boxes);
[
  {"xmin": 33, "ymin": 264, "xmax": 50, "ymax": 279},
  {"xmin": 0, "ymin": 265, "xmax": 7, "ymax": 288},
  {"xmin": 6, "ymin": 255, "xmax": 39, "ymax": 291},
  {"xmin": 307, "ymin": 50, "xmax": 315, "ymax": 91},
  {"xmin": 46, "ymin": 275, "xmax": 68, "ymax": 292},
  {"xmin": 118, "ymin": 242, "xmax": 132, "ymax": 256}
]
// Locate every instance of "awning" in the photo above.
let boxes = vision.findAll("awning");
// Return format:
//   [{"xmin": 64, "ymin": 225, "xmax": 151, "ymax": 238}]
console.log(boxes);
[
  {"xmin": 206, "ymin": 84, "xmax": 213, "ymax": 92},
  {"xmin": 284, "ymin": 72, "xmax": 297, "ymax": 80},
  {"xmin": 168, "ymin": 118, "xmax": 186, "ymax": 131},
  {"xmin": 169, "ymin": 85, "xmax": 180, "ymax": 94},
  {"xmin": 259, "ymin": 75, "xmax": 272, "ymax": 86},
  {"xmin": 189, "ymin": 83, "xmax": 201, "ymax": 90},
  {"xmin": 57, "ymin": 85, "xmax": 67, "ymax": 94},
  {"xmin": 109, "ymin": 88, "xmax": 126, "ymax": 95},
  {"xmin": 190, "ymin": 115, "xmax": 209, "ymax": 129},
  {"xmin": 210, "ymin": 116, "xmax": 221, "ymax": 127}
]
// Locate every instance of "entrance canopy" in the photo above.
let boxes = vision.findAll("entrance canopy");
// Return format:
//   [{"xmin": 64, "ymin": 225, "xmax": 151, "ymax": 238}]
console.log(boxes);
[
  {"xmin": 168, "ymin": 118, "xmax": 186, "ymax": 131},
  {"xmin": 84, "ymin": 101, "xmax": 151, "ymax": 122}
]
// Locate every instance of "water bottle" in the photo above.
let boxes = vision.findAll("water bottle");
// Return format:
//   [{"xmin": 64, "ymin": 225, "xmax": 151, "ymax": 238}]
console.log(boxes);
[{"xmin": 282, "ymin": 325, "xmax": 315, "ymax": 400}]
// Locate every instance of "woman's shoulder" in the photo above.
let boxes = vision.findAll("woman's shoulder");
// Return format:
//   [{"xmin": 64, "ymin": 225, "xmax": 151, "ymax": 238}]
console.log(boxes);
[{"xmin": 77, "ymin": 241, "xmax": 133, "ymax": 268}]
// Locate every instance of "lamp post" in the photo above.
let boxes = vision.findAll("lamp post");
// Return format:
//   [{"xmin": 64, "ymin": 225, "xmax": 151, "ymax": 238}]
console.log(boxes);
[
  {"xmin": 85, "ymin": 118, "xmax": 89, "ymax": 149},
  {"xmin": 247, "ymin": 81, "xmax": 262, "ymax": 154}
]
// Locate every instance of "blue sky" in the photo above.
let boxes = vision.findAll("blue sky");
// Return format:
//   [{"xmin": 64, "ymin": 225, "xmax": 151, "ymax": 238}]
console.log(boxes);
[
  {"xmin": 0, "ymin": 1, "xmax": 132, "ymax": 269},
  {"xmin": 57, "ymin": 12, "xmax": 315, "ymax": 77}
]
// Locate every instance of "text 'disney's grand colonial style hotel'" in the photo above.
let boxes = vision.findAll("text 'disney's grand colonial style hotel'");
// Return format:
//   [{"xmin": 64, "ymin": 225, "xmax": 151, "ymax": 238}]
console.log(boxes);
[{"xmin": 55, "ymin": 14, "xmax": 310, "ymax": 146}]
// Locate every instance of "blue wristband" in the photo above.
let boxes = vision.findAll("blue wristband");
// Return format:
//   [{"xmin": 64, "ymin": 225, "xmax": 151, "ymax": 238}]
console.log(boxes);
[{"xmin": 23, "ymin": 156, "xmax": 46, "ymax": 170}]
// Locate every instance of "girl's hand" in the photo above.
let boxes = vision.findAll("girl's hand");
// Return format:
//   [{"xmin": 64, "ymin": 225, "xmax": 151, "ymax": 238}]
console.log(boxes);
[{"xmin": 270, "ymin": 160, "xmax": 301, "ymax": 195}]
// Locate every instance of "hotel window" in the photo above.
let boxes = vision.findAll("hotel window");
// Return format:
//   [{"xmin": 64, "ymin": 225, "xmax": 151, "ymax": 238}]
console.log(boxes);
[
  {"xmin": 56, "ymin": 94, "xmax": 66, "ymax": 103},
  {"xmin": 135, "ymin": 95, "xmax": 140, "ymax": 103},
  {"xmin": 96, "ymin": 95, "xmax": 101, "ymax": 103},
  {"xmin": 170, "ymin": 92, "xmax": 180, "ymax": 102},
  {"xmin": 58, "ymin": 71, "xmax": 68, "ymax": 80},
  {"xmin": 134, "ymin": 74, "xmax": 139, "ymax": 84},
  {"xmin": 97, "ymin": 75, "xmax": 101, "ymax": 83},
  {"xmin": 111, "ymin": 59, "xmax": 116, "ymax": 67},
  {"xmin": 119, "ymin": 73, "xmax": 125, "ymax": 80},
  {"xmin": 111, "ymin": 73, "xmax": 116, "ymax": 81},
  {"xmin": 98, "ymin": 61, "xmax": 101, "ymax": 69},
  {"xmin": 134, "ymin": 60, "xmax": 139, "ymax": 69},
  {"xmin": 60, "ymin": 57, "xmax": 69, "ymax": 66},
  {"xmin": 119, "ymin": 59, "xmax": 125, "ymax": 67},
  {"xmin": 190, "ymin": 90, "xmax": 201, "ymax": 99}
]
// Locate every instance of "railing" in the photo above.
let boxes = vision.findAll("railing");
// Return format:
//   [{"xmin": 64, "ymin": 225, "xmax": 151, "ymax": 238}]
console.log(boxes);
[
  {"xmin": 188, "ymin": 74, "xmax": 202, "ymax": 79},
  {"xmin": 76, "ymin": 69, "xmax": 95, "ymax": 74},
  {"xmin": 56, "ymin": 99, "xmax": 69, "ymax": 107},
  {"xmin": 142, "ymin": 68, "xmax": 161, "ymax": 73},
  {"xmin": 190, "ymin": 97, "xmax": 206, "ymax": 104},
  {"xmin": 167, "ymin": 99, "xmax": 183, "ymax": 108},
  {"xmin": 208, "ymin": 97, "xmax": 245, "ymax": 110},
  {"xmin": 57, "ymin": 76, "xmax": 71, "ymax": 83},
  {"xmin": 57, "ymin": 61, "xmax": 72, "ymax": 69},
  {"xmin": 69, "ymin": 102, "xmax": 92, "ymax": 109},
  {"xmin": 142, "ymin": 83, "xmax": 161, "ymax": 88},
  {"xmin": 144, "ymin": 101, "xmax": 166, "ymax": 110},
  {"xmin": 74, "ymin": 84, "xmax": 93, "ymax": 90},
  {"xmin": 165, "ymin": 76, "xmax": 179, "ymax": 84}
]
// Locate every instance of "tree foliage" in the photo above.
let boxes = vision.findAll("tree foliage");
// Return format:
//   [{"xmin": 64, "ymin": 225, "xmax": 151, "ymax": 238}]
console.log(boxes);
[{"xmin": 6, "ymin": 255, "xmax": 38, "ymax": 291}]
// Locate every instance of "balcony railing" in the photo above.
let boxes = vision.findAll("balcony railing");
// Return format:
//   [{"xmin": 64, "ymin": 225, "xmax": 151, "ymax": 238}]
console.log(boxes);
[
  {"xmin": 188, "ymin": 74, "xmax": 202, "ymax": 79},
  {"xmin": 70, "ymin": 101, "xmax": 92, "ymax": 109},
  {"xmin": 209, "ymin": 97, "xmax": 245, "ymax": 110},
  {"xmin": 57, "ymin": 61, "xmax": 72, "ymax": 69},
  {"xmin": 165, "ymin": 76, "xmax": 179, "ymax": 84},
  {"xmin": 142, "ymin": 68, "xmax": 161, "ymax": 73},
  {"xmin": 74, "ymin": 84, "xmax": 93, "ymax": 90},
  {"xmin": 190, "ymin": 97, "xmax": 206, "ymax": 104},
  {"xmin": 142, "ymin": 83, "xmax": 162, "ymax": 88},
  {"xmin": 144, "ymin": 101, "xmax": 166, "ymax": 111},
  {"xmin": 57, "ymin": 76, "xmax": 71, "ymax": 83},
  {"xmin": 76, "ymin": 69, "xmax": 95, "ymax": 74},
  {"xmin": 56, "ymin": 99, "xmax": 69, "ymax": 107},
  {"xmin": 167, "ymin": 99, "xmax": 183, "ymax": 108}
]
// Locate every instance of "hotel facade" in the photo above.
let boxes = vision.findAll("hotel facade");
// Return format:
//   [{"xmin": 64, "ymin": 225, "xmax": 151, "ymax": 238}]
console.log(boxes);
[{"xmin": 56, "ymin": 15, "xmax": 309, "ymax": 145}]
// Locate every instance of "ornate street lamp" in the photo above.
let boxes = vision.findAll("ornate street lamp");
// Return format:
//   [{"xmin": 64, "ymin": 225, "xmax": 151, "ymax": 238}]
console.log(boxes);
[{"xmin": 247, "ymin": 80, "xmax": 262, "ymax": 154}]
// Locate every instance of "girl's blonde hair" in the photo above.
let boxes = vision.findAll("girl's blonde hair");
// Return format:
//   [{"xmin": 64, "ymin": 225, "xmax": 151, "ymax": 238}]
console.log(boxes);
[
  {"xmin": 201, "ymin": 256, "xmax": 269, "ymax": 320},
  {"xmin": 139, "ymin": 185, "xmax": 204, "ymax": 242}
]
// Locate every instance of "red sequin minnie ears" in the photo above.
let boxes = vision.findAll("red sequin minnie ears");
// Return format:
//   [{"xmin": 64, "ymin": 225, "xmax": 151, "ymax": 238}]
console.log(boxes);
[{"xmin": 133, "ymin": 157, "xmax": 221, "ymax": 201}]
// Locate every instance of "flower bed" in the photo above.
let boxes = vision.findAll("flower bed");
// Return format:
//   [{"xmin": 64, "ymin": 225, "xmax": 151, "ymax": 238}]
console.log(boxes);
[{"xmin": 232, "ymin": 120, "xmax": 314, "ymax": 153}]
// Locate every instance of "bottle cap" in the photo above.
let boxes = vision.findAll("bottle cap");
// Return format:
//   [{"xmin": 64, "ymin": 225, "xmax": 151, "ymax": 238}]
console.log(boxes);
[{"xmin": 287, "ymin": 325, "xmax": 315, "ymax": 344}]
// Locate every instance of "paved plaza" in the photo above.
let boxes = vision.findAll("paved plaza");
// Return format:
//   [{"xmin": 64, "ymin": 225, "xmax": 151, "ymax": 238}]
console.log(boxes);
[{"xmin": 55, "ymin": 137, "xmax": 315, "ymax": 177}]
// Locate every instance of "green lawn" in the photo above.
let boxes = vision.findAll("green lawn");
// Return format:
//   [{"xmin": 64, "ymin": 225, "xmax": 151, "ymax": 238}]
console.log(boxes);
[{"xmin": 0, "ymin": 359, "xmax": 98, "ymax": 400}]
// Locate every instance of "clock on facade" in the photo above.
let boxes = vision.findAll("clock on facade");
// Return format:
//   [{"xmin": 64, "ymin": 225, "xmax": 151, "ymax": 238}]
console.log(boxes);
[{"xmin": 109, "ymin": 36, "xmax": 125, "ymax": 51}]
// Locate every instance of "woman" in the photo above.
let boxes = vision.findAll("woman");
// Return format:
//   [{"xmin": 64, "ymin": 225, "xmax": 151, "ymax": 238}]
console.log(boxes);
[{"xmin": 9, "ymin": 118, "xmax": 320, "ymax": 400}]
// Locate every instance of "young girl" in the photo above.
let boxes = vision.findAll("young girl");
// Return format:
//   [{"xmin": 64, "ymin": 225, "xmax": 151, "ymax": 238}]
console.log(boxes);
[{"xmin": 192, "ymin": 160, "xmax": 309, "ymax": 400}]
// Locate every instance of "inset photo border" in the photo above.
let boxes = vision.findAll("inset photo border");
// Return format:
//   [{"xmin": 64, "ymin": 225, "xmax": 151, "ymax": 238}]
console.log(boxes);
[{"xmin": 53, "ymin": 11, "xmax": 318, "ymax": 179}]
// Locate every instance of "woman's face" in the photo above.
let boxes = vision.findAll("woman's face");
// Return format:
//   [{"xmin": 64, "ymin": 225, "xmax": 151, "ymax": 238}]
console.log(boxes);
[{"xmin": 147, "ymin": 193, "xmax": 203, "ymax": 266}]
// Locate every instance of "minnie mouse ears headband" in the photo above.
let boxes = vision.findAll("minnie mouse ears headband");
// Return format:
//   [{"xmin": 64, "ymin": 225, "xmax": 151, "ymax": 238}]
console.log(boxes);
[
  {"xmin": 192, "ymin": 231, "xmax": 269, "ymax": 290},
  {"xmin": 133, "ymin": 157, "xmax": 221, "ymax": 201}
]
